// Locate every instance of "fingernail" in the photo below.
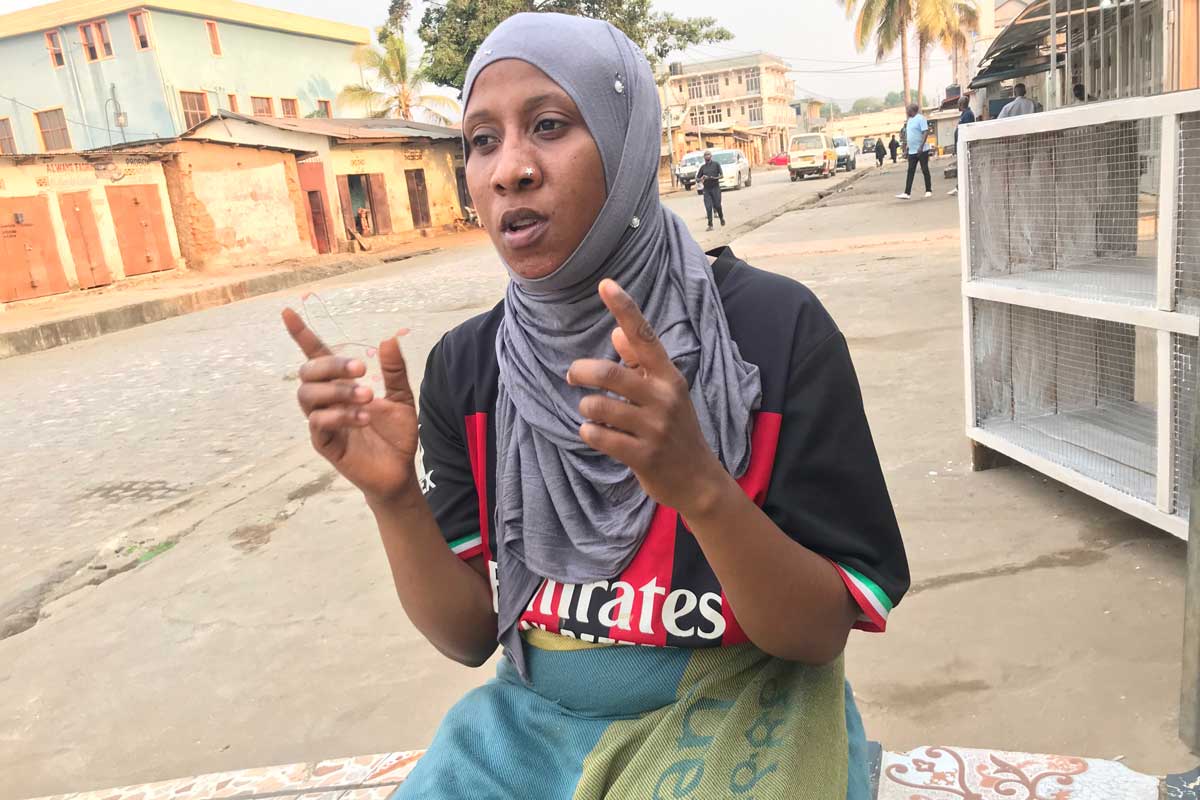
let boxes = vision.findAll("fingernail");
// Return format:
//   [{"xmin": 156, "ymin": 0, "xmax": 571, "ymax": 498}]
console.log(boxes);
[
  {"xmin": 354, "ymin": 386, "xmax": 371, "ymax": 401},
  {"xmin": 356, "ymin": 410, "xmax": 369, "ymax": 423},
  {"xmin": 347, "ymin": 359, "xmax": 364, "ymax": 373}
]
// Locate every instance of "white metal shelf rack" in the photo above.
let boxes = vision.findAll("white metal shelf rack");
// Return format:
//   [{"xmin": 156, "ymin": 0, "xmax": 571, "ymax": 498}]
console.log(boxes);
[{"xmin": 960, "ymin": 91, "xmax": 1200, "ymax": 540}]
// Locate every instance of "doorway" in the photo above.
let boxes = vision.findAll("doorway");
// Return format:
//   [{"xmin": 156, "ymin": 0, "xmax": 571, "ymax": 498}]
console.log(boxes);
[
  {"xmin": 405, "ymin": 169, "xmax": 431, "ymax": 229},
  {"xmin": 346, "ymin": 174, "xmax": 373, "ymax": 235}
]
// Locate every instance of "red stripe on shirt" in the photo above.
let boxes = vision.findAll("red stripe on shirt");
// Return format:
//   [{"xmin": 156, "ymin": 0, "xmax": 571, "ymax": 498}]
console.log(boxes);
[{"xmin": 463, "ymin": 413, "xmax": 493, "ymax": 561}]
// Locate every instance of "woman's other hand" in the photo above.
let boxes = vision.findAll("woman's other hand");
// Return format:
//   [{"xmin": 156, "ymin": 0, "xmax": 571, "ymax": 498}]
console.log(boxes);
[
  {"xmin": 567, "ymin": 279, "xmax": 733, "ymax": 518},
  {"xmin": 283, "ymin": 308, "xmax": 420, "ymax": 505}
]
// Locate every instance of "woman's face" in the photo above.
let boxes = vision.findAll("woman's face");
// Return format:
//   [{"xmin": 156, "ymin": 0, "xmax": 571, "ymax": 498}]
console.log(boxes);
[{"xmin": 464, "ymin": 59, "xmax": 607, "ymax": 280}]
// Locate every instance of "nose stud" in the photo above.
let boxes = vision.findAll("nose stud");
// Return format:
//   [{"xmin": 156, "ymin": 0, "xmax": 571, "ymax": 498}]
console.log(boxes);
[{"xmin": 523, "ymin": 167, "xmax": 535, "ymax": 178}]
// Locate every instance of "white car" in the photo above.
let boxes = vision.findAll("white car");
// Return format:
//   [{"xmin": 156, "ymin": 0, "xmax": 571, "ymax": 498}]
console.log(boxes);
[
  {"xmin": 693, "ymin": 149, "xmax": 752, "ymax": 193},
  {"xmin": 675, "ymin": 151, "xmax": 705, "ymax": 190}
]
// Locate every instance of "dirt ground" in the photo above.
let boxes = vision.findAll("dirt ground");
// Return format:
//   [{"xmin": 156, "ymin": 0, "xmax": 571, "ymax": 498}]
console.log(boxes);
[{"xmin": 1, "ymin": 163, "xmax": 1196, "ymax": 800}]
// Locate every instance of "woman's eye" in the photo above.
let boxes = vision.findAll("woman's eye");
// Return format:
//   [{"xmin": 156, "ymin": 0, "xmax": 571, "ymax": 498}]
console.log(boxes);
[
  {"xmin": 534, "ymin": 119, "xmax": 566, "ymax": 134},
  {"xmin": 471, "ymin": 133, "xmax": 497, "ymax": 149}
]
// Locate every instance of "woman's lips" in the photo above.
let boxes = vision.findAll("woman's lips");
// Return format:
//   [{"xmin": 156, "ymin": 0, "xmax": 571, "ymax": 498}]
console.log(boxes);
[{"xmin": 501, "ymin": 218, "xmax": 549, "ymax": 249}]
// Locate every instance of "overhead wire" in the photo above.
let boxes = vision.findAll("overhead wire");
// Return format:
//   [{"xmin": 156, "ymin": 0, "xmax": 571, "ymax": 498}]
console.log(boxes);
[{"xmin": 0, "ymin": 92, "xmax": 159, "ymax": 140}]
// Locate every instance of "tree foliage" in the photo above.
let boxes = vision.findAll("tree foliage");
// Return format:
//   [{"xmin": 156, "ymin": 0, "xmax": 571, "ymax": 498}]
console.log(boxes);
[
  {"xmin": 379, "ymin": 0, "xmax": 414, "ymax": 44},
  {"xmin": 851, "ymin": 97, "xmax": 884, "ymax": 114},
  {"xmin": 417, "ymin": 0, "xmax": 733, "ymax": 91},
  {"xmin": 339, "ymin": 35, "xmax": 461, "ymax": 126}
]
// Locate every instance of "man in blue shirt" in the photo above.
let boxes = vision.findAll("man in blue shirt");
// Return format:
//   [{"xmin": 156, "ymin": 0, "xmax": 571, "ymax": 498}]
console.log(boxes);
[{"xmin": 896, "ymin": 103, "xmax": 932, "ymax": 200}]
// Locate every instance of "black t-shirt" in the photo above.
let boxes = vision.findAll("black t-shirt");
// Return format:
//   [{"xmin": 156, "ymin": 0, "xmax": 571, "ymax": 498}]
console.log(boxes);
[
  {"xmin": 696, "ymin": 160, "xmax": 723, "ymax": 187},
  {"xmin": 417, "ymin": 247, "xmax": 909, "ymax": 648}
]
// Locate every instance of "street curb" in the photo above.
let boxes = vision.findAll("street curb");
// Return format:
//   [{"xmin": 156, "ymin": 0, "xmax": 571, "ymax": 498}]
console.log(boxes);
[
  {"xmin": 705, "ymin": 168, "xmax": 874, "ymax": 250},
  {"xmin": 0, "ymin": 256, "xmax": 411, "ymax": 361}
]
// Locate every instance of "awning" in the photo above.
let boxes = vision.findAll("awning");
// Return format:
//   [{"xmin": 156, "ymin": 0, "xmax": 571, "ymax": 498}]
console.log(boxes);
[{"xmin": 970, "ymin": 0, "xmax": 1150, "ymax": 89}]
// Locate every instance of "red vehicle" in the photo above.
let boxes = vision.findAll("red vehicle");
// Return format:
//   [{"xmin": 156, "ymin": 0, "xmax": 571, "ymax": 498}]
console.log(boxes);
[{"xmin": 767, "ymin": 152, "xmax": 789, "ymax": 166}]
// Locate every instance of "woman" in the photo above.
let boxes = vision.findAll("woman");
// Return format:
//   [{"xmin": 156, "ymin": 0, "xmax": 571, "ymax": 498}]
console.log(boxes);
[
  {"xmin": 874, "ymin": 139, "xmax": 887, "ymax": 167},
  {"xmin": 283, "ymin": 13, "xmax": 907, "ymax": 799},
  {"xmin": 888, "ymin": 135, "xmax": 900, "ymax": 164}
]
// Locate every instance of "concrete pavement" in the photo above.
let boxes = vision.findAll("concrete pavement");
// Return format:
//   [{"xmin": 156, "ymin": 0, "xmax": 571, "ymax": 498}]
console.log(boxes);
[{"xmin": 4, "ymin": 159, "xmax": 1197, "ymax": 799}]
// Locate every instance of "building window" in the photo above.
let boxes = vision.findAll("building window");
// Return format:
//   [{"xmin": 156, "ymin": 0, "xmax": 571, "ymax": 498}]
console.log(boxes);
[
  {"xmin": 748, "ymin": 100, "xmax": 763, "ymax": 124},
  {"xmin": 706, "ymin": 106, "xmax": 722, "ymax": 124},
  {"xmin": 129, "ymin": 12, "xmax": 151, "ymax": 50},
  {"xmin": 205, "ymin": 20, "xmax": 222, "ymax": 55},
  {"xmin": 251, "ymin": 96, "xmax": 274, "ymax": 117},
  {"xmin": 689, "ymin": 106, "xmax": 702, "ymax": 125},
  {"xmin": 687, "ymin": 77, "xmax": 702, "ymax": 100},
  {"xmin": 45, "ymin": 31, "xmax": 64, "ymax": 67},
  {"xmin": 35, "ymin": 109, "xmax": 70, "ymax": 151},
  {"xmin": 316, "ymin": 99, "xmax": 332, "ymax": 118},
  {"xmin": 746, "ymin": 68, "xmax": 760, "ymax": 94},
  {"xmin": 227, "ymin": 94, "xmax": 238, "ymax": 112},
  {"xmin": 703, "ymin": 74, "xmax": 719, "ymax": 97},
  {"xmin": 79, "ymin": 21, "xmax": 113, "ymax": 62},
  {"xmin": 724, "ymin": 76, "xmax": 729, "ymax": 86},
  {"xmin": 280, "ymin": 98, "xmax": 298, "ymax": 118},
  {"xmin": 180, "ymin": 91, "xmax": 209, "ymax": 128},
  {"xmin": 0, "ymin": 118, "xmax": 15, "ymax": 154}
]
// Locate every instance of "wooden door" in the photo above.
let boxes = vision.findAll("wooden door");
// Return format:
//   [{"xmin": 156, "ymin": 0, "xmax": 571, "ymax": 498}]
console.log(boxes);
[
  {"xmin": 366, "ymin": 174, "xmax": 393, "ymax": 234},
  {"xmin": 58, "ymin": 191, "xmax": 111, "ymax": 289},
  {"xmin": 0, "ymin": 196, "xmax": 70, "ymax": 302},
  {"xmin": 336, "ymin": 175, "xmax": 355, "ymax": 237},
  {"xmin": 105, "ymin": 185, "xmax": 174, "ymax": 276},
  {"xmin": 307, "ymin": 191, "xmax": 330, "ymax": 254},
  {"xmin": 405, "ymin": 169, "xmax": 431, "ymax": 229}
]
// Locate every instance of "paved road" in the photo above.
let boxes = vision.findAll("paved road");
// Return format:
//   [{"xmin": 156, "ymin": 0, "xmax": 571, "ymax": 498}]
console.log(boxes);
[{"xmin": 0, "ymin": 163, "xmax": 864, "ymax": 625}]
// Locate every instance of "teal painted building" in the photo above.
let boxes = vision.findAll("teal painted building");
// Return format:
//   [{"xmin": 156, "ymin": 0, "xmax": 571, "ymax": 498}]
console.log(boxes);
[{"xmin": 0, "ymin": 0, "xmax": 370, "ymax": 154}]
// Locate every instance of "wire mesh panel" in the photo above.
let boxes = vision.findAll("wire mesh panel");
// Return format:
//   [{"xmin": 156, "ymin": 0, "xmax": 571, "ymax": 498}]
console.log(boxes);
[
  {"xmin": 1173, "ymin": 334, "xmax": 1199, "ymax": 517},
  {"xmin": 1176, "ymin": 113, "xmax": 1200, "ymax": 312},
  {"xmin": 966, "ymin": 119, "xmax": 1161, "ymax": 305},
  {"xmin": 972, "ymin": 300, "xmax": 1158, "ymax": 503}
]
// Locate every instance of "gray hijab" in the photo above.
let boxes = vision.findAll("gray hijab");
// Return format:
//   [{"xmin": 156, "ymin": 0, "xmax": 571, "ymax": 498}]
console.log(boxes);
[{"xmin": 462, "ymin": 13, "xmax": 761, "ymax": 678}]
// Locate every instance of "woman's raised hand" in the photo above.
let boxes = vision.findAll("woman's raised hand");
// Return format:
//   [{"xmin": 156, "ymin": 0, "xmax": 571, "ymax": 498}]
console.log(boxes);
[
  {"xmin": 566, "ymin": 280, "xmax": 732, "ymax": 517},
  {"xmin": 283, "ymin": 308, "xmax": 421, "ymax": 505}
]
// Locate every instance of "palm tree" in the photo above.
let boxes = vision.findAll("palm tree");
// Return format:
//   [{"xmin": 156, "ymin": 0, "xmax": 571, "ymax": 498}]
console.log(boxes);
[
  {"xmin": 339, "ymin": 34, "xmax": 460, "ymax": 125},
  {"xmin": 839, "ymin": 0, "xmax": 916, "ymax": 108},
  {"xmin": 917, "ymin": 0, "xmax": 979, "ymax": 100}
]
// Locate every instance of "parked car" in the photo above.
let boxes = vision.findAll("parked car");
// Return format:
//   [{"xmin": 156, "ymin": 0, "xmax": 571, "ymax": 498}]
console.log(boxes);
[
  {"xmin": 767, "ymin": 152, "xmax": 789, "ymax": 166},
  {"xmin": 788, "ymin": 133, "xmax": 836, "ymax": 180},
  {"xmin": 832, "ymin": 136, "xmax": 857, "ymax": 171},
  {"xmin": 861, "ymin": 137, "xmax": 877, "ymax": 156},
  {"xmin": 694, "ymin": 149, "xmax": 752, "ymax": 193},
  {"xmin": 675, "ymin": 151, "xmax": 705, "ymax": 190}
]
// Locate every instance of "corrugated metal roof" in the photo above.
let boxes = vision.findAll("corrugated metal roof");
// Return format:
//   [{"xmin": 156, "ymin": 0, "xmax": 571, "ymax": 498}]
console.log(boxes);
[
  {"xmin": 188, "ymin": 111, "xmax": 460, "ymax": 142},
  {"xmin": 0, "ymin": 0, "xmax": 369, "ymax": 44}
]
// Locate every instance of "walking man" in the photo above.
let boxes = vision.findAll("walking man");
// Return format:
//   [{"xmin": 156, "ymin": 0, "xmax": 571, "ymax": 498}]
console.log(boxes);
[
  {"xmin": 896, "ymin": 103, "xmax": 932, "ymax": 200},
  {"xmin": 948, "ymin": 95, "xmax": 974, "ymax": 196},
  {"xmin": 695, "ymin": 150, "xmax": 725, "ymax": 231},
  {"xmin": 997, "ymin": 83, "xmax": 1036, "ymax": 118},
  {"xmin": 888, "ymin": 135, "xmax": 899, "ymax": 163}
]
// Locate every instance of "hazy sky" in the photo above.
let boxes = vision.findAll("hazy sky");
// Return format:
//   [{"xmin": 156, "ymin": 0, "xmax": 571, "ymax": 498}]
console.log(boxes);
[{"xmin": 0, "ymin": 0, "xmax": 955, "ymax": 104}]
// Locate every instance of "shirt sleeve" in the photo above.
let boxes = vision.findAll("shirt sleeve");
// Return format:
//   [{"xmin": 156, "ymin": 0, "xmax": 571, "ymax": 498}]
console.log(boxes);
[
  {"xmin": 762, "ymin": 329, "xmax": 910, "ymax": 632},
  {"xmin": 417, "ymin": 336, "xmax": 485, "ymax": 560}
]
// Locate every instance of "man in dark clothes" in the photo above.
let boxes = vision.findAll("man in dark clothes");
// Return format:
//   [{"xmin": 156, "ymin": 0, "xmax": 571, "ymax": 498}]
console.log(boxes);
[
  {"xmin": 948, "ymin": 95, "xmax": 975, "ymax": 196},
  {"xmin": 888, "ymin": 136, "xmax": 899, "ymax": 163},
  {"xmin": 695, "ymin": 150, "xmax": 725, "ymax": 231}
]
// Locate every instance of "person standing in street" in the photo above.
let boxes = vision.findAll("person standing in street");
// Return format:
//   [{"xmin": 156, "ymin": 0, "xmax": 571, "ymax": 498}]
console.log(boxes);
[
  {"xmin": 695, "ymin": 149, "xmax": 725, "ymax": 231},
  {"xmin": 948, "ymin": 95, "xmax": 975, "ymax": 196},
  {"xmin": 888, "ymin": 135, "xmax": 899, "ymax": 163},
  {"xmin": 896, "ymin": 103, "xmax": 932, "ymax": 200},
  {"xmin": 874, "ymin": 139, "xmax": 886, "ymax": 167},
  {"xmin": 997, "ymin": 83, "xmax": 1036, "ymax": 118}
]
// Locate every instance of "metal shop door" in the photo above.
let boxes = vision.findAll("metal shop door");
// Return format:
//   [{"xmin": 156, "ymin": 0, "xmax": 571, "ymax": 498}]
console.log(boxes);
[
  {"xmin": 405, "ymin": 169, "xmax": 431, "ymax": 229},
  {"xmin": 105, "ymin": 184, "xmax": 175, "ymax": 276},
  {"xmin": 58, "ymin": 191, "xmax": 112, "ymax": 289},
  {"xmin": 0, "ymin": 196, "xmax": 70, "ymax": 303}
]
